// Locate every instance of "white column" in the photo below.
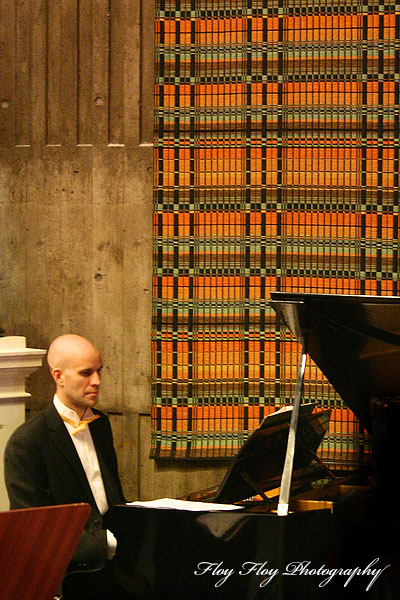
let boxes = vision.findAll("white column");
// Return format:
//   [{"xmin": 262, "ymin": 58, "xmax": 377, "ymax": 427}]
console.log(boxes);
[{"xmin": 0, "ymin": 336, "xmax": 46, "ymax": 510}]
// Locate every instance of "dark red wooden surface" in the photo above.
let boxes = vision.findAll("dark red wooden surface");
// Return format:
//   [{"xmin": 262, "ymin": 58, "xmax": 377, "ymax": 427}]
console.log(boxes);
[{"xmin": 0, "ymin": 503, "xmax": 91, "ymax": 600}]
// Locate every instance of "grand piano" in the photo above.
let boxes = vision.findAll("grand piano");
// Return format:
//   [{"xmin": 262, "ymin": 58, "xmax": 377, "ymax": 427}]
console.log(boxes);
[{"xmin": 106, "ymin": 292, "xmax": 400, "ymax": 600}]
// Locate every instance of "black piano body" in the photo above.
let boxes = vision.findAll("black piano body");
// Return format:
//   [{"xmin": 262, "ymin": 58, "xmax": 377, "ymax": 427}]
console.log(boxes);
[
  {"xmin": 108, "ymin": 504, "xmax": 334, "ymax": 600},
  {"xmin": 106, "ymin": 292, "xmax": 400, "ymax": 599}
]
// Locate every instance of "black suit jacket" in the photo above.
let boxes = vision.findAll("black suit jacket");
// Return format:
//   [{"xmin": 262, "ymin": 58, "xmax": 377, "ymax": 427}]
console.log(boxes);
[{"xmin": 4, "ymin": 403, "xmax": 125, "ymax": 571}]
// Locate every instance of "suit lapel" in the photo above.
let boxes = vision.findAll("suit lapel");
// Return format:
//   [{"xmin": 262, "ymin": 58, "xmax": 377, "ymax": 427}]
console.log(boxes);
[{"xmin": 89, "ymin": 417, "xmax": 117, "ymax": 505}]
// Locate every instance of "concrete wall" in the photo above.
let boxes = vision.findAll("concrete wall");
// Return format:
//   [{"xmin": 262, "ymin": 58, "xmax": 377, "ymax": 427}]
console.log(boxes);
[{"xmin": 0, "ymin": 0, "xmax": 225, "ymax": 502}]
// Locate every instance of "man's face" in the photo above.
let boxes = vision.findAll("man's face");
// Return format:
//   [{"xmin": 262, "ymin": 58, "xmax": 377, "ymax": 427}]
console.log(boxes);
[{"xmin": 56, "ymin": 347, "xmax": 103, "ymax": 417}]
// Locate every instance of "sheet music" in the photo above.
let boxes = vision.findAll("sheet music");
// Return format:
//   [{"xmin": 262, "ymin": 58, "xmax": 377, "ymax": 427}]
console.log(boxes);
[{"xmin": 126, "ymin": 498, "xmax": 243, "ymax": 511}]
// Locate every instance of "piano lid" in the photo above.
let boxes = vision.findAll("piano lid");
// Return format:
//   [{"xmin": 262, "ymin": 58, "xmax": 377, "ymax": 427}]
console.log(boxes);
[
  {"xmin": 213, "ymin": 403, "xmax": 331, "ymax": 504},
  {"xmin": 270, "ymin": 292, "xmax": 400, "ymax": 434}
]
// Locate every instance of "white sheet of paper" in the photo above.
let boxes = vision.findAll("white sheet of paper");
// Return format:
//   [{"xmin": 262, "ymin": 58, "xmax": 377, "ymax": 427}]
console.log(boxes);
[{"xmin": 126, "ymin": 498, "xmax": 243, "ymax": 511}]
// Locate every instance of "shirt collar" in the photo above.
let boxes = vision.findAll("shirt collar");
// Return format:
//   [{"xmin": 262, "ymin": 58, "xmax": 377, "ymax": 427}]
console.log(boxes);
[{"xmin": 53, "ymin": 394, "xmax": 94, "ymax": 427}]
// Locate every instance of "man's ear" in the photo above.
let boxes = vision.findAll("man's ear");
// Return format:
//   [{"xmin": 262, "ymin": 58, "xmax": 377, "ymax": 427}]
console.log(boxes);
[{"xmin": 52, "ymin": 368, "xmax": 64, "ymax": 386}]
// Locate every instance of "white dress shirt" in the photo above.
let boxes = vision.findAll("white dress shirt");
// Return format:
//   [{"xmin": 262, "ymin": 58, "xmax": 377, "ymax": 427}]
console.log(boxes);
[{"xmin": 53, "ymin": 395, "xmax": 117, "ymax": 559}]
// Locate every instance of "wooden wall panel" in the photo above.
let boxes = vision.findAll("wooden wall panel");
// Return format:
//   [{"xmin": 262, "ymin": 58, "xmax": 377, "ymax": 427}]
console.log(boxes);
[
  {"xmin": 15, "ymin": 0, "xmax": 31, "ymax": 146},
  {"xmin": 47, "ymin": 2, "xmax": 63, "ymax": 144},
  {"xmin": 78, "ymin": 0, "xmax": 94, "ymax": 144},
  {"xmin": 0, "ymin": 0, "xmax": 153, "ymax": 150},
  {"xmin": 139, "ymin": 0, "xmax": 155, "ymax": 144},
  {"xmin": 108, "ymin": 0, "xmax": 125, "ymax": 144},
  {"xmin": 92, "ymin": 0, "xmax": 109, "ymax": 145},
  {"xmin": 0, "ymin": 0, "xmax": 15, "ymax": 147},
  {"xmin": 123, "ymin": 0, "xmax": 140, "ymax": 144},
  {"xmin": 0, "ymin": 0, "xmax": 225, "ymax": 502},
  {"xmin": 31, "ymin": 0, "xmax": 47, "ymax": 145}
]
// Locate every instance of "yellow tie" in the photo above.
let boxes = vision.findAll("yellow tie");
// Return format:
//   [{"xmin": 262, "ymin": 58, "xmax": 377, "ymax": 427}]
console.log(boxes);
[{"xmin": 60, "ymin": 414, "xmax": 100, "ymax": 435}]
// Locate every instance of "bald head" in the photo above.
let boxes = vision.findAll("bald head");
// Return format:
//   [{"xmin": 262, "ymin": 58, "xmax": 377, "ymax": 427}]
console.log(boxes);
[
  {"xmin": 48, "ymin": 334, "xmax": 103, "ymax": 417},
  {"xmin": 47, "ymin": 334, "xmax": 100, "ymax": 371}
]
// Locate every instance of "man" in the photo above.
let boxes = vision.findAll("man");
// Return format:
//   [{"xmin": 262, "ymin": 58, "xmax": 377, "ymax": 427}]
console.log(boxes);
[{"xmin": 4, "ymin": 334, "xmax": 133, "ymax": 600}]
